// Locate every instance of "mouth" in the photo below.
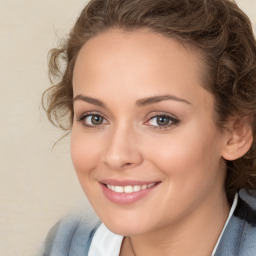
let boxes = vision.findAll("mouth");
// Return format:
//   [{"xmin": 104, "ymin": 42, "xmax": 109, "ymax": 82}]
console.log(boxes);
[
  {"xmin": 104, "ymin": 182, "xmax": 157, "ymax": 193},
  {"xmin": 100, "ymin": 180, "xmax": 161, "ymax": 204}
]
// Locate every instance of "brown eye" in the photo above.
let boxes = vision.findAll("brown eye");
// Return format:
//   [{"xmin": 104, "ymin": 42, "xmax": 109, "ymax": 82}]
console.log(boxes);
[
  {"xmin": 91, "ymin": 115, "xmax": 104, "ymax": 125},
  {"xmin": 80, "ymin": 114, "xmax": 108, "ymax": 127},
  {"xmin": 146, "ymin": 114, "xmax": 180, "ymax": 129},
  {"xmin": 149, "ymin": 115, "xmax": 172, "ymax": 126},
  {"xmin": 156, "ymin": 116, "xmax": 170, "ymax": 126}
]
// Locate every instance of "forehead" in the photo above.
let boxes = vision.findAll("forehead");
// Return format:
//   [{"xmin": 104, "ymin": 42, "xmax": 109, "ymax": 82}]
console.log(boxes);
[
  {"xmin": 72, "ymin": 28, "xmax": 212, "ymax": 111},
  {"xmin": 74, "ymin": 28, "xmax": 203, "ymax": 77}
]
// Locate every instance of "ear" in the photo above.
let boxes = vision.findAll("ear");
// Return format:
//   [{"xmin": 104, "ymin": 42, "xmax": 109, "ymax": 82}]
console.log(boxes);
[{"xmin": 222, "ymin": 117, "xmax": 253, "ymax": 161}]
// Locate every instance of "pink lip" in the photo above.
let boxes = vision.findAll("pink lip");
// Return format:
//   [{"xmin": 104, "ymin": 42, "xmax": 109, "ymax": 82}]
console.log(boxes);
[{"xmin": 100, "ymin": 180, "xmax": 160, "ymax": 205}]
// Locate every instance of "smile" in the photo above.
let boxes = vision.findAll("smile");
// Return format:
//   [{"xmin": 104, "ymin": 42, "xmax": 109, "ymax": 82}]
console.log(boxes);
[
  {"xmin": 100, "ymin": 180, "xmax": 160, "ymax": 204},
  {"xmin": 106, "ymin": 183, "xmax": 156, "ymax": 193}
]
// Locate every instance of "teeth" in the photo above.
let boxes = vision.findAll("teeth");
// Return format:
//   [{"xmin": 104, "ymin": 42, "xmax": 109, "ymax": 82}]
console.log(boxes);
[
  {"xmin": 147, "ymin": 183, "xmax": 155, "ymax": 188},
  {"xmin": 133, "ymin": 185, "xmax": 141, "ymax": 192},
  {"xmin": 124, "ymin": 186, "xmax": 133, "ymax": 193},
  {"xmin": 106, "ymin": 183, "xmax": 156, "ymax": 193},
  {"xmin": 115, "ymin": 186, "xmax": 124, "ymax": 193},
  {"xmin": 142, "ymin": 185, "xmax": 147, "ymax": 190}
]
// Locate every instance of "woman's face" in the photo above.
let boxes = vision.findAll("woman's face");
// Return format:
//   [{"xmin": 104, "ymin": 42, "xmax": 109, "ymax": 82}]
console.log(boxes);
[{"xmin": 71, "ymin": 29, "xmax": 228, "ymax": 236}]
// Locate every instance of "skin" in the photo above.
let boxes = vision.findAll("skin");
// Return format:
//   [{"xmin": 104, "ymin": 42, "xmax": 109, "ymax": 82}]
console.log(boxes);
[{"xmin": 71, "ymin": 29, "xmax": 232, "ymax": 256}]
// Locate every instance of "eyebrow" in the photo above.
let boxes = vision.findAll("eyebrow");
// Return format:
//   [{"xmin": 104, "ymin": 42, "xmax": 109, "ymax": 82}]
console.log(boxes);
[
  {"xmin": 135, "ymin": 95, "xmax": 191, "ymax": 106},
  {"xmin": 73, "ymin": 94, "xmax": 106, "ymax": 108},
  {"xmin": 73, "ymin": 94, "xmax": 191, "ymax": 107}
]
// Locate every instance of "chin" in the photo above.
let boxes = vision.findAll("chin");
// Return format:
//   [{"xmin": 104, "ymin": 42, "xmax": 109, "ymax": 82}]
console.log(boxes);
[
  {"xmin": 99, "ymin": 213, "xmax": 150, "ymax": 236},
  {"xmin": 105, "ymin": 223, "xmax": 146, "ymax": 236}
]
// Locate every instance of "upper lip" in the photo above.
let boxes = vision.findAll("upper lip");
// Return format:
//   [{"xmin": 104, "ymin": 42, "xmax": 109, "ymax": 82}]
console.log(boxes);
[{"xmin": 100, "ymin": 179, "xmax": 160, "ymax": 186}]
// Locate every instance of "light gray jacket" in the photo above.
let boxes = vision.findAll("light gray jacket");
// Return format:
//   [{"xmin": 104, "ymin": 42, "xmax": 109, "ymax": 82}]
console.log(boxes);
[{"xmin": 42, "ymin": 189, "xmax": 256, "ymax": 256}]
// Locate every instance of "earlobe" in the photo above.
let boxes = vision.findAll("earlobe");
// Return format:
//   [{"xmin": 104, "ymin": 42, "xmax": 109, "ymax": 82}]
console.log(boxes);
[{"xmin": 222, "ymin": 117, "xmax": 253, "ymax": 161}]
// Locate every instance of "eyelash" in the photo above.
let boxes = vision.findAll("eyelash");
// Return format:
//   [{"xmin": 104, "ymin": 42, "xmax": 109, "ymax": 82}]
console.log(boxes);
[
  {"xmin": 77, "ymin": 112, "xmax": 180, "ymax": 130},
  {"xmin": 77, "ymin": 112, "xmax": 108, "ymax": 129},
  {"xmin": 145, "ymin": 113, "xmax": 180, "ymax": 130}
]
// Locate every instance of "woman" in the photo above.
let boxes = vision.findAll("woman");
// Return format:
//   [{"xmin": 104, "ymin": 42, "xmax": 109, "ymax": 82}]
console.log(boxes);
[{"xmin": 42, "ymin": 0, "xmax": 256, "ymax": 255}]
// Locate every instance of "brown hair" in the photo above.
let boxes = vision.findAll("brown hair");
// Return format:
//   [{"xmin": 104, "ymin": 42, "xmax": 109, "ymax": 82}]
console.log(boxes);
[{"xmin": 42, "ymin": 0, "xmax": 256, "ymax": 201}]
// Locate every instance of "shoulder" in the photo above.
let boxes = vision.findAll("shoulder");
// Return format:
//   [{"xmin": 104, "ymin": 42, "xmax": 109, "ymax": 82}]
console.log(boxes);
[
  {"xmin": 236, "ymin": 189, "xmax": 256, "ymax": 225},
  {"xmin": 215, "ymin": 189, "xmax": 256, "ymax": 256},
  {"xmin": 41, "ymin": 207, "xmax": 101, "ymax": 256}
]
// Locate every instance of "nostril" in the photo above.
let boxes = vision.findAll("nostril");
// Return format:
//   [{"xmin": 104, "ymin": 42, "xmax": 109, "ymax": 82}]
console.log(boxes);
[{"xmin": 122, "ymin": 162, "xmax": 133, "ymax": 168}]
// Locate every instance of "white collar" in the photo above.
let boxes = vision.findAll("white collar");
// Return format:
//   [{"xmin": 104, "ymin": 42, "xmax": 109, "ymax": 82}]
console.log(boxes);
[
  {"xmin": 211, "ymin": 193, "xmax": 238, "ymax": 255},
  {"xmin": 88, "ymin": 223, "xmax": 123, "ymax": 256},
  {"xmin": 89, "ymin": 193, "xmax": 238, "ymax": 256}
]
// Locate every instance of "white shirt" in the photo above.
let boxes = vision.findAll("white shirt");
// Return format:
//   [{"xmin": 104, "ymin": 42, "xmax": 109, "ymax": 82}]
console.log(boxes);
[{"xmin": 89, "ymin": 193, "xmax": 238, "ymax": 256}]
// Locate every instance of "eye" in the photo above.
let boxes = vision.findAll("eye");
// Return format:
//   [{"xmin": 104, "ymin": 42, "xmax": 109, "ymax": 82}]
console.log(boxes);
[
  {"xmin": 78, "ymin": 113, "xmax": 108, "ymax": 127},
  {"xmin": 145, "ymin": 114, "xmax": 179, "ymax": 129}
]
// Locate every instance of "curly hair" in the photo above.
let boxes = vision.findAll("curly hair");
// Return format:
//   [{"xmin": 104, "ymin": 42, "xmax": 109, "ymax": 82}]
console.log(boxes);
[{"xmin": 42, "ymin": 0, "xmax": 256, "ymax": 202}]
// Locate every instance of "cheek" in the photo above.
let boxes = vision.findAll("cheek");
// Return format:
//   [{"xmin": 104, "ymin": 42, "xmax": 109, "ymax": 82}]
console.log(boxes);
[
  {"xmin": 145, "ymin": 122, "xmax": 223, "ymax": 186},
  {"xmin": 143, "ymin": 125, "xmax": 225, "ymax": 221},
  {"xmin": 70, "ymin": 129, "xmax": 102, "ymax": 177}
]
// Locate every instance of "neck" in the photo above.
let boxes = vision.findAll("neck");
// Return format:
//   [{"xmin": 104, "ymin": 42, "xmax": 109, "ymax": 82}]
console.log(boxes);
[{"xmin": 122, "ymin": 188, "xmax": 230, "ymax": 256}]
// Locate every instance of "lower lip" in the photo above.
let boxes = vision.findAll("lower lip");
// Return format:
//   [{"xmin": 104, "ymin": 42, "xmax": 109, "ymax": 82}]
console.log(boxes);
[{"xmin": 100, "ymin": 183, "xmax": 159, "ymax": 205}]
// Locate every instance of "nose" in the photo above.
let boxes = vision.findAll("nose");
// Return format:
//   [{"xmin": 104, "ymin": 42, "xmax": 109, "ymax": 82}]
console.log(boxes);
[{"xmin": 103, "ymin": 124, "xmax": 143, "ymax": 170}]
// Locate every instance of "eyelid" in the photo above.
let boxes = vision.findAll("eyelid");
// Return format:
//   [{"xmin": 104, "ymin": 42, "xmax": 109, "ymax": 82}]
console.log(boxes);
[
  {"xmin": 75, "ymin": 110, "xmax": 180, "ymax": 130},
  {"xmin": 77, "ymin": 111, "xmax": 109, "ymax": 128},
  {"xmin": 145, "ymin": 111, "xmax": 179, "ymax": 121},
  {"xmin": 144, "ymin": 112, "xmax": 180, "ymax": 129},
  {"xmin": 77, "ymin": 111, "xmax": 104, "ymax": 120}
]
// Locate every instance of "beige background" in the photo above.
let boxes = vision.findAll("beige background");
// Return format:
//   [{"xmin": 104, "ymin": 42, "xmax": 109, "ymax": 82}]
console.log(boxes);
[{"xmin": 0, "ymin": 1, "xmax": 255, "ymax": 255}]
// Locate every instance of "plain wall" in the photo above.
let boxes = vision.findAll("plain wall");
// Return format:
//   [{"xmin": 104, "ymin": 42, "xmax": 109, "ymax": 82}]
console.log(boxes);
[
  {"xmin": 0, "ymin": 0, "xmax": 255, "ymax": 255},
  {"xmin": 0, "ymin": 1, "xmax": 89, "ymax": 255}
]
